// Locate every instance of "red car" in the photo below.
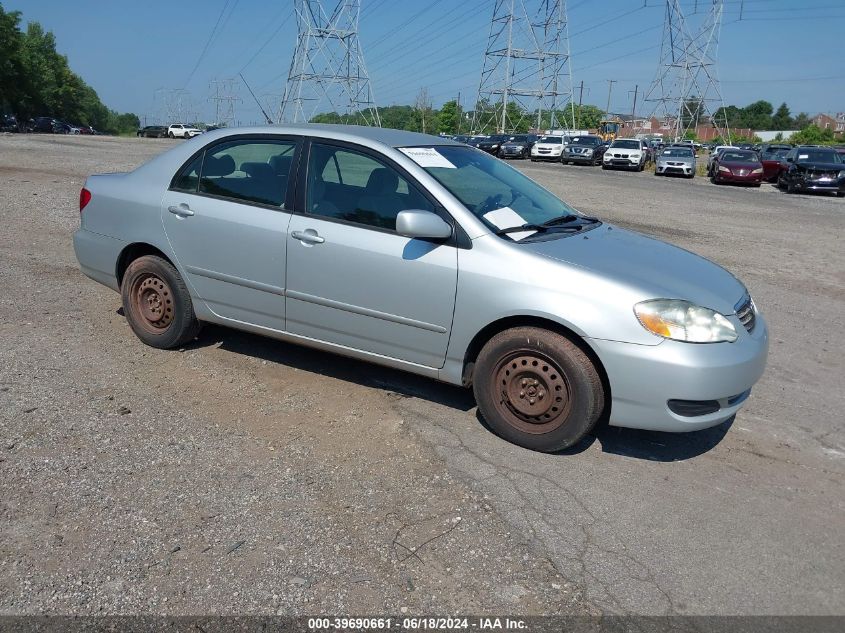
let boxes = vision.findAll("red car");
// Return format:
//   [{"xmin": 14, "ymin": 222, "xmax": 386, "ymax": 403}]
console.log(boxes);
[
  {"xmin": 711, "ymin": 149, "xmax": 764, "ymax": 187},
  {"xmin": 759, "ymin": 144, "xmax": 791, "ymax": 182}
]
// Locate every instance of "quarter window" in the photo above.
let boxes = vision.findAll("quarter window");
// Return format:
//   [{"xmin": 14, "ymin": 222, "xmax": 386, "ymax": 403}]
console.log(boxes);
[
  {"xmin": 172, "ymin": 153, "xmax": 202, "ymax": 192},
  {"xmin": 198, "ymin": 139, "xmax": 297, "ymax": 207},
  {"xmin": 306, "ymin": 143, "xmax": 433, "ymax": 231}
]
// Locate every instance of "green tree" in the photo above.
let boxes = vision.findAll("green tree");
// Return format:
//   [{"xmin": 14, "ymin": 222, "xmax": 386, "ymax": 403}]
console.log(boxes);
[
  {"xmin": 436, "ymin": 100, "xmax": 460, "ymax": 135},
  {"xmin": 771, "ymin": 102, "xmax": 791, "ymax": 129},
  {"xmin": 788, "ymin": 124, "xmax": 836, "ymax": 146},
  {"xmin": 0, "ymin": 4, "xmax": 26, "ymax": 114},
  {"xmin": 792, "ymin": 112, "xmax": 810, "ymax": 129},
  {"xmin": 741, "ymin": 100, "xmax": 774, "ymax": 130}
]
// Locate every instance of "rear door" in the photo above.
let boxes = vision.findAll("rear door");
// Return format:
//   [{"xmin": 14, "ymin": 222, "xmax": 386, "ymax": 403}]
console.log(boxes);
[
  {"xmin": 284, "ymin": 140, "xmax": 458, "ymax": 368},
  {"xmin": 161, "ymin": 136, "xmax": 301, "ymax": 331}
]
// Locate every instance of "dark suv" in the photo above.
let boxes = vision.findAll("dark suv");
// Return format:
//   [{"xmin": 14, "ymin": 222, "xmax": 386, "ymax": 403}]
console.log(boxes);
[
  {"xmin": 562, "ymin": 135, "xmax": 607, "ymax": 165},
  {"xmin": 777, "ymin": 146, "xmax": 844, "ymax": 196},
  {"xmin": 477, "ymin": 134, "xmax": 512, "ymax": 155},
  {"xmin": 498, "ymin": 134, "xmax": 538, "ymax": 159}
]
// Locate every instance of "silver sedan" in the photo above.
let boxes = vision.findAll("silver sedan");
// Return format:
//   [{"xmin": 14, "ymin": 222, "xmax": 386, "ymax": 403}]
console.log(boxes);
[
  {"xmin": 73, "ymin": 124, "xmax": 768, "ymax": 452},
  {"xmin": 655, "ymin": 146, "xmax": 697, "ymax": 178}
]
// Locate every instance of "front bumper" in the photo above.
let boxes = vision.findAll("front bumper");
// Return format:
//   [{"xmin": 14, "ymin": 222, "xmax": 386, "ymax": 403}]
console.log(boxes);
[
  {"xmin": 531, "ymin": 150, "xmax": 563, "ymax": 161},
  {"xmin": 657, "ymin": 162, "xmax": 695, "ymax": 176},
  {"xmin": 793, "ymin": 177, "xmax": 845, "ymax": 193},
  {"xmin": 716, "ymin": 170, "xmax": 763, "ymax": 184},
  {"xmin": 564, "ymin": 152, "xmax": 596, "ymax": 163},
  {"xmin": 587, "ymin": 312, "xmax": 769, "ymax": 432},
  {"xmin": 604, "ymin": 157, "xmax": 641, "ymax": 169},
  {"xmin": 500, "ymin": 147, "xmax": 527, "ymax": 158}
]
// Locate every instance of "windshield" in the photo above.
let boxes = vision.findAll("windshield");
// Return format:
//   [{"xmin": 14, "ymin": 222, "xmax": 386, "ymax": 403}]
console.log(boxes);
[
  {"xmin": 570, "ymin": 136, "xmax": 601, "ymax": 146},
  {"xmin": 610, "ymin": 140, "xmax": 641, "ymax": 150},
  {"xmin": 508, "ymin": 135, "xmax": 528, "ymax": 143},
  {"xmin": 795, "ymin": 150, "xmax": 841, "ymax": 163},
  {"xmin": 537, "ymin": 136, "xmax": 562, "ymax": 144},
  {"xmin": 720, "ymin": 150, "xmax": 758, "ymax": 162},
  {"xmin": 404, "ymin": 145, "xmax": 579, "ymax": 234},
  {"xmin": 661, "ymin": 148, "xmax": 693, "ymax": 157},
  {"xmin": 762, "ymin": 148, "xmax": 789, "ymax": 159}
]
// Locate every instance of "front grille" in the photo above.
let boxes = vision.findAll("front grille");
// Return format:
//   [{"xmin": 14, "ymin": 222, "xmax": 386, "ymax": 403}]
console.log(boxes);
[{"xmin": 735, "ymin": 295, "xmax": 756, "ymax": 333}]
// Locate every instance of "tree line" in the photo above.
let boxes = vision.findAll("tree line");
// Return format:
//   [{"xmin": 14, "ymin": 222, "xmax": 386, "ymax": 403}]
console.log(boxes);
[{"xmin": 0, "ymin": 4, "xmax": 139, "ymax": 134}]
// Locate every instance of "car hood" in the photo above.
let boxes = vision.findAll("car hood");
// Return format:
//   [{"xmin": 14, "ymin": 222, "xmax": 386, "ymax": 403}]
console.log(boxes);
[
  {"xmin": 522, "ymin": 224, "xmax": 745, "ymax": 314},
  {"xmin": 658, "ymin": 156, "xmax": 694, "ymax": 163},
  {"xmin": 567, "ymin": 144, "xmax": 599, "ymax": 150},
  {"xmin": 720, "ymin": 160, "xmax": 761, "ymax": 168},
  {"xmin": 534, "ymin": 143, "xmax": 562, "ymax": 149}
]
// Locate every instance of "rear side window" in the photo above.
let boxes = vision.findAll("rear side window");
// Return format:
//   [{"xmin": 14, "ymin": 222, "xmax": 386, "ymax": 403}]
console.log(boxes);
[
  {"xmin": 172, "ymin": 153, "xmax": 203, "ymax": 192},
  {"xmin": 198, "ymin": 139, "xmax": 297, "ymax": 207}
]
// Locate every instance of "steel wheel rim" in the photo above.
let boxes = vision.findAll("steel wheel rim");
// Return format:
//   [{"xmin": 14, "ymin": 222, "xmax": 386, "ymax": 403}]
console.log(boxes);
[
  {"xmin": 129, "ymin": 273, "xmax": 174, "ymax": 334},
  {"xmin": 491, "ymin": 350, "xmax": 572, "ymax": 435}
]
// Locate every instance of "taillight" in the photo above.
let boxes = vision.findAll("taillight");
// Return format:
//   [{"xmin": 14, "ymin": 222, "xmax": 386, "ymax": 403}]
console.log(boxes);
[{"xmin": 79, "ymin": 187, "xmax": 91, "ymax": 212}]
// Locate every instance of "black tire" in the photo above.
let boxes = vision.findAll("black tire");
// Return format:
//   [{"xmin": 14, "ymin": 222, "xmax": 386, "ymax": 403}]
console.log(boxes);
[
  {"xmin": 837, "ymin": 191, "xmax": 844, "ymax": 198},
  {"xmin": 638, "ymin": 161, "xmax": 645, "ymax": 172},
  {"xmin": 601, "ymin": 163, "xmax": 609, "ymax": 170},
  {"xmin": 473, "ymin": 327, "xmax": 604, "ymax": 452},
  {"xmin": 168, "ymin": 132, "xmax": 175, "ymax": 139},
  {"xmin": 786, "ymin": 180, "xmax": 797, "ymax": 194},
  {"xmin": 121, "ymin": 255, "xmax": 201, "ymax": 349}
]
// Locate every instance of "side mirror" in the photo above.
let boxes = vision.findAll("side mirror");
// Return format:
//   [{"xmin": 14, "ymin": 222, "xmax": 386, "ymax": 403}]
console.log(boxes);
[{"xmin": 396, "ymin": 209, "xmax": 453, "ymax": 240}]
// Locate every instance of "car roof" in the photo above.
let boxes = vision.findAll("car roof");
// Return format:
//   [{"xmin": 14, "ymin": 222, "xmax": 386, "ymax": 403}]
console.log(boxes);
[{"xmin": 201, "ymin": 123, "xmax": 462, "ymax": 148}]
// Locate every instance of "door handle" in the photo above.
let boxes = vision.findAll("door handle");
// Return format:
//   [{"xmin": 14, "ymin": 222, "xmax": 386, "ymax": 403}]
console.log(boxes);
[
  {"xmin": 168, "ymin": 203, "xmax": 194, "ymax": 217},
  {"xmin": 291, "ymin": 229, "xmax": 325, "ymax": 245}
]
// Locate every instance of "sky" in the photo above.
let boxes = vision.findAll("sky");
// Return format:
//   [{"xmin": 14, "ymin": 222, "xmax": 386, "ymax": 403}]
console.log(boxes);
[{"xmin": 9, "ymin": 0, "xmax": 845, "ymax": 125}]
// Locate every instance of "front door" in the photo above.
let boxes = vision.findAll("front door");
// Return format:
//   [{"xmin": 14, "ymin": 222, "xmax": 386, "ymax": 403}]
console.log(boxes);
[
  {"xmin": 161, "ymin": 136, "xmax": 300, "ymax": 331},
  {"xmin": 285, "ymin": 141, "xmax": 458, "ymax": 368}
]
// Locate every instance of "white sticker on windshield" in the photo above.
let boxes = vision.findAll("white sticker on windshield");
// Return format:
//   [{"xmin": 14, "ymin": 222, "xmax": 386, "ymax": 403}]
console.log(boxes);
[
  {"xmin": 483, "ymin": 206, "xmax": 536, "ymax": 241},
  {"xmin": 798, "ymin": 154, "xmax": 809, "ymax": 159},
  {"xmin": 398, "ymin": 147, "xmax": 456, "ymax": 169}
]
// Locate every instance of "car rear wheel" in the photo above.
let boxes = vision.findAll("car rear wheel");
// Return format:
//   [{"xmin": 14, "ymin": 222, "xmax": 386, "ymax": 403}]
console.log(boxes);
[
  {"xmin": 168, "ymin": 132, "xmax": 174, "ymax": 138},
  {"xmin": 121, "ymin": 255, "xmax": 201, "ymax": 349},
  {"xmin": 473, "ymin": 327, "xmax": 604, "ymax": 452}
]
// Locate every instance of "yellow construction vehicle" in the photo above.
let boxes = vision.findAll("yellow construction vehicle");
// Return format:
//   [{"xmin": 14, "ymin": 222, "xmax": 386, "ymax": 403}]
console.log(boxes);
[{"xmin": 597, "ymin": 117, "xmax": 625, "ymax": 142}]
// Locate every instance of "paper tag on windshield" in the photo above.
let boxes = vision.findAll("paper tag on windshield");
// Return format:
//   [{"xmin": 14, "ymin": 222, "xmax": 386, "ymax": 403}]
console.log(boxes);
[
  {"xmin": 398, "ymin": 147, "xmax": 456, "ymax": 169},
  {"xmin": 483, "ymin": 206, "xmax": 536, "ymax": 241},
  {"xmin": 798, "ymin": 154, "xmax": 809, "ymax": 159}
]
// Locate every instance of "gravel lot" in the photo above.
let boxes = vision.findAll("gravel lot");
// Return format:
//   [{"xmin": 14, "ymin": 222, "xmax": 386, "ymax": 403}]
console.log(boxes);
[{"xmin": 1, "ymin": 134, "xmax": 842, "ymax": 616}]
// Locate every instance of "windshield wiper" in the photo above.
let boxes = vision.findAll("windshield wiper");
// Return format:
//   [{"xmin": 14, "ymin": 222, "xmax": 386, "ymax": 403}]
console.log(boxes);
[
  {"xmin": 542, "ymin": 214, "xmax": 600, "ymax": 226},
  {"xmin": 494, "ymin": 223, "xmax": 548, "ymax": 236}
]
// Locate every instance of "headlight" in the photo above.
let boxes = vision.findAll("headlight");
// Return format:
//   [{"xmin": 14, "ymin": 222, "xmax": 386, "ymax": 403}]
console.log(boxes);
[
  {"xmin": 838, "ymin": 170, "xmax": 845, "ymax": 178},
  {"xmin": 751, "ymin": 167, "xmax": 763, "ymax": 174},
  {"xmin": 585, "ymin": 149, "xmax": 593, "ymax": 155},
  {"xmin": 491, "ymin": 144, "xmax": 499, "ymax": 149},
  {"xmin": 718, "ymin": 165, "xmax": 730, "ymax": 173},
  {"xmin": 634, "ymin": 299, "xmax": 738, "ymax": 343}
]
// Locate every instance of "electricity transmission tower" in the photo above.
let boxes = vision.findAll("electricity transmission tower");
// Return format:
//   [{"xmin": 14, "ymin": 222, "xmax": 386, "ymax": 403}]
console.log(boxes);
[
  {"xmin": 640, "ymin": 0, "xmax": 729, "ymax": 142},
  {"xmin": 209, "ymin": 79, "xmax": 242, "ymax": 128},
  {"xmin": 279, "ymin": 0, "xmax": 380, "ymax": 126},
  {"xmin": 157, "ymin": 89, "xmax": 192, "ymax": 124},
  {"xmin": 471, "ymin": 0, "xmax": 575, "ymax": 134}
]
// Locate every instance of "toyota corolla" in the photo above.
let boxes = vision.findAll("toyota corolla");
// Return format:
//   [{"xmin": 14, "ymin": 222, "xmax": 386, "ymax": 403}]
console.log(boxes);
[{"xmin": 73, "ymin": 125, "xmax": 768, "ymax": 452}]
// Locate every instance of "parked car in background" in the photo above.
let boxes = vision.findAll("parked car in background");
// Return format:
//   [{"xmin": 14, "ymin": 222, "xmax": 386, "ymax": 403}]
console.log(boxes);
[
  {"xmin": 759, "ymin": 145, "xmax": 792, "ymax": 182},
  {"xmin": 655, "ymin": 146, "xmax": 696, "ymax": 178},
  {"xmin": 562, "ymin": 135, "xmax": 606, "ymax": 165},
  {"xmin": 1, "ymin": 114, "xmax": 18, "ymax": 132},
  {"xmin": 706, "ymin": 145, "xmax": 739, "ymax": 175},
  {"xmin": 529, "ymin": 135, "xmax": 564, "ymax": 161},
  {"xmin": 138, "ymin": 125, "xmax": 168, "ymax": 138},
  {"xmin": 451, "ymin": 135, "xmax": 469, "ymax": 144},
  {"xmin": 465, "ymin": 135, "xmax": 487, "ymax": 148},
  {"xmin": 498, "ymin": 134, "xmax": 537, "ymax": 159},
  {"xmin": 72, "ymin": 124, "xmax": 768, "ymax": 452},
  {"xmin": 710, "ymin": 149, "xmax": 764, "ymax": 186},
  {"xmin": 167, "ymin": 123, "xmax": 202, "ymax": 139},
  {"xmin": 777, "ymin": 146, "xmax": 845, "ymax": 196},
  {"xmin": 33, "ymin": 117, "xmax": 59, "ymax": 133},
  {"xmin": 602, "ymin": 138, "xmax": 648, "ymax": 171},
  {"xmin": 477, "ymin": 134, "xmax": 511, "ymax": 155}
]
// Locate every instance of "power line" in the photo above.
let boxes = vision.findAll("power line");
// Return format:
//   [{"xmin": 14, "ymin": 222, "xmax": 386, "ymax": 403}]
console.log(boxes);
[{"xmin": 182, "ymin": 0, "xmax": 233, "ymax": 89}]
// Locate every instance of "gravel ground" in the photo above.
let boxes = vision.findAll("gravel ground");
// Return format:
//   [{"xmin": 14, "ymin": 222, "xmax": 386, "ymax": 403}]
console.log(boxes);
[{"xmin": 0, "ymin": 134, "xmax": 842, "ymax": 617}]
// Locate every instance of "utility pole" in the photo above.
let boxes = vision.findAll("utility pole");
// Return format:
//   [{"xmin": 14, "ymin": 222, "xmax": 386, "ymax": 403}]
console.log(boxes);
[
  {"xmin": 209, "ymin": 78, "xmax": 241, "ymax": 128},
  {"xmin": 605, "ymin": 80, "xmax": 617, "ymax": 118},
  {"xmin": 472, "ymin": 0, "xmax": 575, "ymax": 134},
  {"xmin": 629, "ymin": 84, "xmax": 639, "ymax": 133},
  {"xmin": 280, "ymin": 0, "xmax": 380, "ymax": 125}
]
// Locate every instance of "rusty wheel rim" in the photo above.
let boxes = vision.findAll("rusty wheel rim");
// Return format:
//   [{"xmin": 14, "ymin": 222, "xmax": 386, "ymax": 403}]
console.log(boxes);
[
  {"xmin": 491, "ymin": 351, "xmax": 572, "ymax": 435},
  {"xmin": 129, "ymin": 273, "xmax": 174, "ymax": 334}
]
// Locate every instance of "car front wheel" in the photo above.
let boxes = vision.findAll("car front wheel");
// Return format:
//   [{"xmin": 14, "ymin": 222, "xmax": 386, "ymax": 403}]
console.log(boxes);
[
  {"xmin": 121, "ymin": 255, "xmax": 201, "ymax": 349},
  {"xmin": 473, "ymin": 327, "xmax": 604, "ymax": 452}
]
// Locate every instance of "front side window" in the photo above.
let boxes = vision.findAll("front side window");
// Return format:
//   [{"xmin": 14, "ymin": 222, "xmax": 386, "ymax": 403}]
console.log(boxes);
[
  {"xmin": 198, "ymin": 139, "xmax": 297, "ymax": 207},
  {"xmin": 306, "ymin": 143, "xmax": 433, "ymax": 230}
]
